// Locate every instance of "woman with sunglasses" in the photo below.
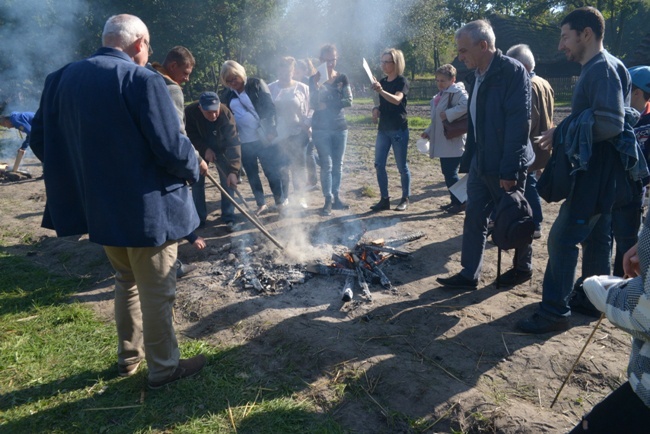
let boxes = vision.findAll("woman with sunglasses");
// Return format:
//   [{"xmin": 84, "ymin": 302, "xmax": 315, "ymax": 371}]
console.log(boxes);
[{"xmin": 369, "ymin": 48, "xmax": 410, "ymax": 212}]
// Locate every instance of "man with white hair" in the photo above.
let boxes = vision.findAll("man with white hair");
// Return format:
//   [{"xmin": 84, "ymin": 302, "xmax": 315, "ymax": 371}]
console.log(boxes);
[
  {"xmin": 506, "ymin": 43, "xmax": 554, "ymax": 240},
  {"xmin": 436, "ymin": 19, "xmax": 535, "ymax": 290},
  {"xmin": 30, "ymin": 14, "xmax": 206, "ymax": 389}
]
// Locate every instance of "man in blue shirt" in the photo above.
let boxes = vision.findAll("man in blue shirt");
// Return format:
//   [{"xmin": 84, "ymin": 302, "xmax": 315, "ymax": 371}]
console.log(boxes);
[
  {"xmin": 517, "ymin": 7, "xmax": 635, "ymax": 334},
  {"xmin": 0, "ymin": 111, "xmax": 34, "ymax": 150}
]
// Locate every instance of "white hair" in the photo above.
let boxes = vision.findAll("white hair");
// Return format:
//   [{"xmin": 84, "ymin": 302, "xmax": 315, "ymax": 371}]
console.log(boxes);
[
  {"xmin": 102, "ymin": 14, "xmax": 148, "ymax": 49},
  {"xmin": 456, "ymin": 20, "xmax": 496, "ymax": 50},
  {"xmin": 506, "ymin": 44, "xmax": 536, "ymax": 72}
]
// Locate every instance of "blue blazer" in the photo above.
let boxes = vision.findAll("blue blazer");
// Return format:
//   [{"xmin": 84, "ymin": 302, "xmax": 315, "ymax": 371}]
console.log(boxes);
[{"xmin": 31, "ymin": 48, "xmax": 200, "ymax": 247}]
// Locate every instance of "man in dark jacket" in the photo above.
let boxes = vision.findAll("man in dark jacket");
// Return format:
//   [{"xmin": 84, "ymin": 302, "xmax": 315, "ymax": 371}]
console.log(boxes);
[
  {"xmin": 185, "ymin": 92, "xmax": 241, "ymax": 231},
  {"xmin": 30, "ymin": 14, "xmax": 206, "ymax": 389},
  {"xmin": 437, "ymin": 19, "xmax": 535, "ymax": 290}
]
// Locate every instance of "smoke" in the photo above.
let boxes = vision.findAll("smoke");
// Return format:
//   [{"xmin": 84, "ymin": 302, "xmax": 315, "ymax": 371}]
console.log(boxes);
[
  {"xmin": 0, "ymin": 0, "xmax": 86, "ymax": 113},
  {"xmin": 270, "ymin": 0, "xmax": 415, "ymax": 81},
  {"xmin": 0, "ymin": 0, "xmax": 87, "ymax": 159}
]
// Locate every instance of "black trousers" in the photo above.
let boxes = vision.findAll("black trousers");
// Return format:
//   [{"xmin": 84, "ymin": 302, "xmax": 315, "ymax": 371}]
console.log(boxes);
[{"xmin": 569, "ymin": 381, "xmax": 650, "ymax": 433}]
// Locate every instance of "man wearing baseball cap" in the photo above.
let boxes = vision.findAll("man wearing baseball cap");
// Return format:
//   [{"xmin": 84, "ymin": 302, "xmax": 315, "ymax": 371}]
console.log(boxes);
[{"xmin": 185, "ymin": 92, "xmax": 241, "ymax": 232}]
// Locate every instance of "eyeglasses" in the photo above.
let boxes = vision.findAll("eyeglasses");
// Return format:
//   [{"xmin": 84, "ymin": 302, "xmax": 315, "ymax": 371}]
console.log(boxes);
[
  {"xmin": 380, "ymin": 60, "xmax": 394, "ymax": 65},
  {"xmin": 225, "ymin": 77, "xmax": 239, "ymax": 84},
  {"xmin": 323, "ymin": 58, "xmax": 337, "ymax": 64},
  {"xmin": 143, "ymin": 38, "xmax": 153, "ymax": 56}
]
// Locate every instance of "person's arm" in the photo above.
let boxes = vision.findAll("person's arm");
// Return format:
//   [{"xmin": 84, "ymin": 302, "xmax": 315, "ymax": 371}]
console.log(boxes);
[
  {"xmin": 499, "ymin": 63, "xmax": 532, "ymax": 182},
  {"xmin": 184, "ymin": 105, "xmax": 208, "ymax": 158},
  {"xmin": 587, "ymin": 70, "xmax": 626, "ymax": 143},
  {"xmin": 253, "ymin": 78, "xmax": 277, "ymax": 140},
  {"xmin": 373, "ymin": 80, "xmax": 404, "ymax": 106},
  {"xmin": 138, "ymin": 74, "xmax": 199, "ymax": 184},
  {"xmin": 218, "ymin": 106, "xmax": 242, "ymax": 176},
  {"xmin": 445, "ymin": 88, "xmax": 468, "ymax": 123}
]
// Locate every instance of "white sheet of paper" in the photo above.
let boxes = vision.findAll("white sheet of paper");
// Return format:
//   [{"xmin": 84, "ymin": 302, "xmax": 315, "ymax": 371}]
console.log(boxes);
[
  {"xmin": 449, "ymin": 174, "xmax": 468, "ymax": 204},
  {"xmin": 316, "ymin": 62, "xmax": 329, "ymax": 86},
  {"xmin": 362, "ymin": 58, "xmax": 375, "ymax": 84}
]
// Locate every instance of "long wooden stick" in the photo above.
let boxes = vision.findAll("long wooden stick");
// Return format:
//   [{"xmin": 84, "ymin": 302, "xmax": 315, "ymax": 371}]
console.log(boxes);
[
  {"xmin": 205, "ymin": 171, "xmax": 284, "ymax": 251},
  {"xmin": 213, "ymin": 164, "xmax": 261, "ymax": 224},
  {"xmin": 550, "ymin": 313, "xmax": 605, "ymax": 408}
]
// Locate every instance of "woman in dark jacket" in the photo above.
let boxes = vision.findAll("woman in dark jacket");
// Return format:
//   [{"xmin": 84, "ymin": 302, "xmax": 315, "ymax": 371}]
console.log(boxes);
[{"xmin": 220, "ymin": 60, "xmax": 283, "ymax": 215}]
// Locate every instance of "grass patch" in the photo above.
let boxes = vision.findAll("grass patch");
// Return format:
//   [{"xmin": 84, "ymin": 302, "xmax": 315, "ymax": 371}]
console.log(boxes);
[
  {"xmin": 408, "ymin": 116, "xmax": 430, "ymax": 129},
  {"xmin": 0, "ymin": 252, "xmax": 342, "ymax": 433},
  {"xmin": 345, "ymin": 114, "xmax": 373, "ymax": 125}
]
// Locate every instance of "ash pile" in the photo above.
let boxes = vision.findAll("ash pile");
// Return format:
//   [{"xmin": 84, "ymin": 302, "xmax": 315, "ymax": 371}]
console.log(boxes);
[
  {"xmin": 206, "ymin": 231, "xmax": 424, "ymax": 301},
  {"xmin": 209, "ymin": 238, "xmax": 312, "ymax": 293}
]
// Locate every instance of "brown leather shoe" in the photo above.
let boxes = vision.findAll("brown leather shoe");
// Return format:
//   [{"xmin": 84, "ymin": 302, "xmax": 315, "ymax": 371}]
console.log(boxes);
[
  {"xmin": 118, "ymin": 360, "xmax": 141, "ymax": 377},
  {"xmin": 148, "ymin": 354, "xmax": 207, "ymax": 389}
]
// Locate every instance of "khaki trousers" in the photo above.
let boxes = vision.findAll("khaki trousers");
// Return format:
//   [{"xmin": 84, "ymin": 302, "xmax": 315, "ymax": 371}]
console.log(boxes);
[{"xmin": 103, "ymin": 241, "xmax": 179, "ymax": 382}]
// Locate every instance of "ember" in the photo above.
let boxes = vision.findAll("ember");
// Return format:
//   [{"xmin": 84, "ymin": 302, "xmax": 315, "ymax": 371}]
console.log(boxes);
[{"xmin": 307, "ymin": 231, "xmax": 424, "ymax": 302}]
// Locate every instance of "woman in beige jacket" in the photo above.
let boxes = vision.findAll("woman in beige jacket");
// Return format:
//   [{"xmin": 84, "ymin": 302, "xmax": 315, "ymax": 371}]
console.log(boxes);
[{"xmin": 422, "ymin": 64, "xmax": 468, "ymax": 214}]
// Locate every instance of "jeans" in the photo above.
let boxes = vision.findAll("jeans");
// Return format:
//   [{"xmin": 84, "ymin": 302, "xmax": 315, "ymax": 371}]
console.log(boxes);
[
  {"xmin": 241, "ymin": 141, "xmax": 283, "ymax": 206},
  {"xmin": 460, "ymin": 157, "xmax": 532, "ymax": 280},
  {"xmin": 313, "ymin": 128, "xmax": 348, "ymax": 201},
  {"xmin": 374, "ymin": 129, "xmax": 411, "ymax": 199},
  {"xmin": 524, "ymin": 172, "xmax": 543, "ymax": 230},
  {"xmin": 305, "ymin": 139, "xmax": 318, "ymax": 187},
  {"xmin": 191, "ymin": 164, "xmax": 235, "ymax": 224},
  {"xmin": 540, "ymin": 202, "xmax": 605, "ymax": 318},
  {"xmin": 440, "ymin": 157, "xmax": 462, "ymax": 205},
  {"xmin": 279, "ymin": 131, "xmax": 309, "ymax": 199}
]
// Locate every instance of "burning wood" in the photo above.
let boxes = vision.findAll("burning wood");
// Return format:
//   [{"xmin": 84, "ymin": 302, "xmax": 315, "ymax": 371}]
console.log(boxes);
[{"xmin": 307, "ymin": 231, "xmax": 424, "ymax": 302}]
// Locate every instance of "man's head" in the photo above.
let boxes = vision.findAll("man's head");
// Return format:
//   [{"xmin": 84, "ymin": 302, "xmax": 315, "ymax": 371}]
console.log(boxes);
[
  {"xmin": 102, "ymin": 14, "xmax": 150, "ymax": 66},
  {"xmin": 0, "ymin": 116, "xmax": 13, "ymax": 128},
  {"xmin": 559, "ymin": 7, "xmax": 605, "ymax": 65},
  {"xmin": 455, "ymin": 20, "xmax": 496, "ymax": 72},
  {"xmin": 506, "ymin": 44, "xmax": 535, "ymax": 73},
  {"xmin": 199, "ymin": 92, "xmax": 220, "ymax": 122},
  {"xmin": 629, "ymin": 66, "xmax": 650, "ymax": 112},
  {"xmin": 163, "ymin": 46, "xmax": 195, "ymax": 85}
]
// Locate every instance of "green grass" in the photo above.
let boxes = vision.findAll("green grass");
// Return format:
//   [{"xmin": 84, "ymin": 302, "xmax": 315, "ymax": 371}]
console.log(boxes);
[{"xmin": 0, "ymin": 251, "xmax": 342, "ymax": 433}]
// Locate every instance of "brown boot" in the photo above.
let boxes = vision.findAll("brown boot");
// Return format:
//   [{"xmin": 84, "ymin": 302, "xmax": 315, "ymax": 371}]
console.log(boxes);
[{"xmin": 148, "ymin": 354, "xmax": 207, "ymax": 389}]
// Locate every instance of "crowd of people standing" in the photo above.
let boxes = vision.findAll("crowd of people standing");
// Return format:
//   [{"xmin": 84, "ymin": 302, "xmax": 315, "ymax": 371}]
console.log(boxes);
[{"xmin": 22, "ymin": 6, "xmax": 650, "ymax": 427}]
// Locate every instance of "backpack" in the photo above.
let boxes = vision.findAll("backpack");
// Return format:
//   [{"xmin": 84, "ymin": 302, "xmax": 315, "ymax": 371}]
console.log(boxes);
[{"xmin": 492, "ymin": 189, "xmax": 535, "ymax": 250}]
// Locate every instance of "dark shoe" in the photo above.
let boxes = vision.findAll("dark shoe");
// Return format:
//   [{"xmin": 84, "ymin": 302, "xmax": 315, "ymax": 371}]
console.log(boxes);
[
  {"xmin": 395, "ymin": 197, "xmax": 409, "ymax": 211},
  {"xmin": 436, "ymin": 273, "xmax": 478, "ymax": 290},
  {"xmin": 569, "ymin": 290, "xmax": 601, "ymax": 318},
  {"xmin": 148, "ymin": 354, "xmax": 207, "ymax": 390},
  {"xmin": 516, "ymin": 313, "xmax": 569, "ymax": 334},
  {"xmin": 497, "ymin": 268, "xmax": 533, "ymax": 287},
  {"xmin": 439, "ymin": 202, "xmax": 455, "ymax": 211},
  {"xmin": 332, "ymin": 197, "xmax": 350, "ymax": 210},
  {"xmin": 445, "ymin": 203, "xmax": 466, "ymax": 214},
  {"xmin": 118, "ymin": 361, "xmax": 141, "ymax": 377},
  {"xmin": 370, "ymin": 197, "xmax": 390, "ymax": 211},
  {"xmin": 321, "ymin": 200, "xmax": 332, "ymax": 216},
  {"xmin": 225, "ymin": 221, "xmax": 236, "ymax": 233},
  {"xmin": 176, "ymin": 262, "xmax": 197, "ymax": 278},
  {"xmin": 533, "ymin": 229, "xmax": 542, "ymax": 239}
]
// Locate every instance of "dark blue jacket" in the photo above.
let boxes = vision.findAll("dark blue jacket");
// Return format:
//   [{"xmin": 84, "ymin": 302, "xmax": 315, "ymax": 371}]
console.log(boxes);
[
  {"xmin": 460, "ymin": 50, "xmax": 534, "ymax": 180},
  {"xmin": 31, "ymin": 47, "xmax": 200, "ymax": 247}
]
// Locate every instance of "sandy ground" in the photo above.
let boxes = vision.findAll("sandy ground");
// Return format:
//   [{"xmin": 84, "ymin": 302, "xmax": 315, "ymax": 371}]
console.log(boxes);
[{"xmin": 0, "ymin": 103, "xmax": 632, "ymax": 433}]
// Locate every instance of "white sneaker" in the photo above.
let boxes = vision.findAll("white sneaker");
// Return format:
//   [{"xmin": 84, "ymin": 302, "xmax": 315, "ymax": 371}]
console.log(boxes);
[
  {"xmin": 255, "ymin": 204, "xmax": 268, "ymax": 216},
  {"xmin": 298, "ymin": 198, "xmax": 308, "ymax": 209}
]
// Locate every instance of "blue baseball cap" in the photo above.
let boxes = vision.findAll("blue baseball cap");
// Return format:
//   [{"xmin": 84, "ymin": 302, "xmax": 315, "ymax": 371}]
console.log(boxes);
[
  {"xmin": 629, "ymin": 66, "xmax": 650, "ymax": 94},
  {"xmin": 199, "ymin": 92, "xmax": 220, "ymax": 111}
]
